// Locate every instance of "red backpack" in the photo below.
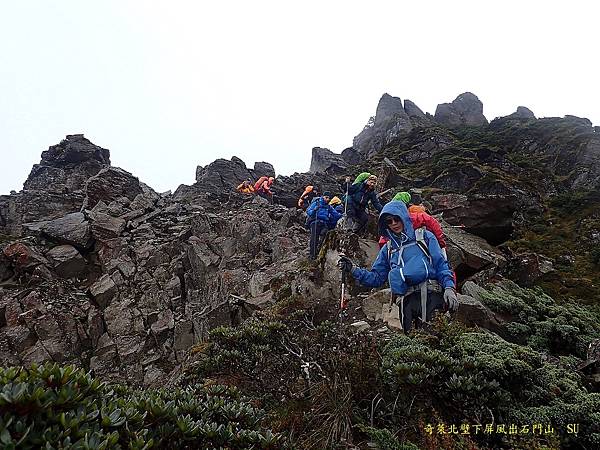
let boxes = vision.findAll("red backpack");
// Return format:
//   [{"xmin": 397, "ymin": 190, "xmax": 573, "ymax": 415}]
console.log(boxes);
[{"xmin": 254, "ymin": 176, "xmax": 269, "ymax": 191}]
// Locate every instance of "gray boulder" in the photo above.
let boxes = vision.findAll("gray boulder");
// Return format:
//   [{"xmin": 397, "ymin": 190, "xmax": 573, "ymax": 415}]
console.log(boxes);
[
  {"xmin": 41, "ymin": 212, "xmax": 93, "ymax": 249},
  {"xmin": 435, "ymin": 92, "xmax": 488, "ymax": 127},
  {"xmin": 83, "ymin": 167, "xmax": 144, "ymax": 210},
  {"xmin": 89, "ymin": 274, "xmax": 118, "ymax": 308},
  {"xmin": 432, "ymin": 193, "xmax": 517, "ymax": 245},
  {"xmin": 252, "ymin": 161, "xmax": 275, "ymax": 178},
  {"xmin": 455, "ymin": 293, "xmax": 505, "ymax": 333},
  {"xmin": 46, "ymin": 245, "xmax": 86, "ymax": 278}
]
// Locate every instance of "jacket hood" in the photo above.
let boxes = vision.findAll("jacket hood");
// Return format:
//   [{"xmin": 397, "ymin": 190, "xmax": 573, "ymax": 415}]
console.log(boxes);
[{"xmin": 378, "ymin": 201, "xmax": 415, "ymax": 240}]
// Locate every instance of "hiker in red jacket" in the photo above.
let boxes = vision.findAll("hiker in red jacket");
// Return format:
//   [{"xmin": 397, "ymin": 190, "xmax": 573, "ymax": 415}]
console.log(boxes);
[
  {"xmin": 255, "ymin": 176, "xmax": 274, "ymax": 202},
  {"xmin": 378, "ymin": 192, "xmax": 447, "ymax": 257}
]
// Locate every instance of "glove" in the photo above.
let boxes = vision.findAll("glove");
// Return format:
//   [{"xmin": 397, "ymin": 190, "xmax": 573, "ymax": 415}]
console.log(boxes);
[
  {"xmin": 337, "ymin": 256, "xmax": 353, "ymax": 273},
  {"xmin": 443, "ymin": 288, "xmax": 459, "ymax": 313}
]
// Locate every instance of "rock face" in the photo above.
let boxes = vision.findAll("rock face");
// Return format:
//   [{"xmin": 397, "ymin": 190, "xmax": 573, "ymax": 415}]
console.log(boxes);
[
  {"xmin": 508, "ymin": 106, "xmax": 536, "ymax": 119},
  {"xmin": 309, "ymin": 147, "xmax": 348, "ymax": 174},
  {"xmin": 1, "ymin": 99, "xmax": 598, "ymax": 388},
  {"xmin": 353, "ymin": 93, "xmax": 414, "ymax": 157},
  {"xmin": 46, "ymin": 245, "xmax": 86, "ymax": 279},
  {"xmin": 83, "ymin": 167, "xmax": 144, "ymax": 211},
  {"xmin": 190, "ymin": 157, "xmax": 276, "ymax": 202},
  {"xmin": 40, "ymin": 213, "xmax": 93, "ymax": 250},
  {"xmin": 434, "ymin": 92, "xmax": 488, "ymax": 127},
  {"xmin": 432, "ymin": 194, "xmax": 517, "ymax": 245},
  {"xmin": 1, "ymin": 135, "xmax": 110, "ymax": 235},
  {"xmin": 404, "ymin": 99, "xmax": 426, "ymax": 118}
]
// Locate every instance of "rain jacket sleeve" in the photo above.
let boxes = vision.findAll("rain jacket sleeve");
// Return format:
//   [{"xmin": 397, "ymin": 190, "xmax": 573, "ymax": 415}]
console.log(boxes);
[
  {"xmin": 329, "ymin": 205, "xmax": 342, "ymax": 222},
  {"xmin": 306, "ymin": 198, "xmax": 319, "ymax": 218},
  {"xmin": 425, "ymin": 230, "xmax": 454, "ymax": 289},
  {"xmin": 413, "ymin": 212, "xmax": 446, "ymax": 248},
  {"xmin": 351, "ymin": 246, "xmax": 390, "ymax": 288},
  {"xmin": 369, "ymin": 191, "xmax": 383, "ymax": 212},
  {"xmin": 261, "ymin": 181, "xmax": 272, "ymax": 194}
]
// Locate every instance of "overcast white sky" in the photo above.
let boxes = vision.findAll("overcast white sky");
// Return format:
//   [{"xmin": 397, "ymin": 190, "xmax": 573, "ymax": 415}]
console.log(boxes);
[{"xmin": 1, "ymin": 0, "xmax": 598, "ymax": 194}]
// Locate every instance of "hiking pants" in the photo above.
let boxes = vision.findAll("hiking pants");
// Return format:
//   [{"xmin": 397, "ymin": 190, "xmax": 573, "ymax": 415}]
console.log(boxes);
[
  {"xmin": 347, "ymin": 206, "xmax": 369, "ymax": 233},
  {"xmin": 309, "ymin": 220, "xmax": 328, "ymax": 259},
  {"xmin": 257, "ymin": 190, "xmax": 273, "ymax": 203},
  {"xmin": 398, "ymin": 290, "xmax": 444, "ymax": 332}
]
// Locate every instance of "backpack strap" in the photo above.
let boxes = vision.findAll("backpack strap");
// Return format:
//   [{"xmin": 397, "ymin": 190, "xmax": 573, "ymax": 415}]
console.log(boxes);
[{"xmin": 414, "ymin": 227, "xmax": 432, "ymax": 262}]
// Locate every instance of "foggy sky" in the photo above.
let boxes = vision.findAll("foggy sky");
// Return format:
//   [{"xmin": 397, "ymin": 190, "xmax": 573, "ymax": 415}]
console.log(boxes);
[{"xmin": 1, "ymin": 0, "xmax": 598, "ymax": 194}]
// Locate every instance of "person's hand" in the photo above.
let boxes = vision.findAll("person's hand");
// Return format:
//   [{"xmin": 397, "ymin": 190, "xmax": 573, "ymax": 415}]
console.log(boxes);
[
  {"xmin": 337, "ymin": 256, "xmax": 353, "ymax": 273},
  {"xmin": 443, "ymin": 288, "xmax": 459, "ymax": 312}
]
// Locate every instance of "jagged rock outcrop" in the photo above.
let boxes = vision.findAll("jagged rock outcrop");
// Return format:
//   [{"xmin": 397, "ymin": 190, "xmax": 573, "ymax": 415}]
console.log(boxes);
[
  {"xmin": 1, "ymin": 135, "xmax": 111, "ymax": 236},
  {"xmin": 434, "ymin": 92, "xmax": 488, "ymax": 127},
  {"xmin": 403, "ymin": 99, "xmax": 426, "ymax": 118},
  {"xmin": 353, "ymin": 93, "xmax": 413, "ymax": 157},
  {"xmin": 309, "ymin": 147, "xmax": 348, "ymax": 174},
  {"xmin": 508, "ymin": 106, "xmax": 536, "ymax": 119},
  {"xmin": 186, "ymin": 158, "xmax": 276, "ymax": 203},
  {"xmin": 340, "ymin": 147, "xmax": 363, "ymax": 165}
]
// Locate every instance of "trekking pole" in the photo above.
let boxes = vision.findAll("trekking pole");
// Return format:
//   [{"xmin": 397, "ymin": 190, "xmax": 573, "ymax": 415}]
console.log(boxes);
[
  {"xmin": 340, "ymin": 270, "xmax": 347, "ymax": 310},
  {"xmin": 342, "ymin": 178, "xmax": 350, "ymax": 231}
]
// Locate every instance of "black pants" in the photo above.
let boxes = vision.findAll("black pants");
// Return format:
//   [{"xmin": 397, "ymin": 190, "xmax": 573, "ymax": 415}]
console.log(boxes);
[
  {"xmin": 347, "ymin": 206, "xmax": 369, "ymax": 233},
  {"xmin": 257, "ymin": 190, "xmax": 273, "ymax": 203},
  {"xmin": 309, "ymin": 220, "xmax": 328, "ymax": 259},
  {"xmin": 398, "ymin": 290, "xmax": 445, "ymax": 332}
]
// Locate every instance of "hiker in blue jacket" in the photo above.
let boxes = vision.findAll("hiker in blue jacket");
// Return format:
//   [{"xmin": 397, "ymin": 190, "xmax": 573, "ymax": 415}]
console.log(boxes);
[
  {"xmin": 338, "ymin": 200, "xmax": 458, "ymax": 331},
  {"xmin": 306, "ymin": 191, "xmax": 342, "ymax": 259},
  {"xmin": 346, "ymin": 175, "xmax": 383, "ymax": 234}
]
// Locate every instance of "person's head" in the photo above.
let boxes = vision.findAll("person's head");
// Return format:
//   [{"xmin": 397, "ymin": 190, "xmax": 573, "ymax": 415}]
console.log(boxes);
[
  {"xmin": 268, "ymin": 177, "xmax": 274, "ymax": 184},
  {"xmin": 382, "ymin": 213, "xmax": 404, "ymax": 234},
  {"xmin": 393, "ymin": 191, "xmax": 411, "ymax": 204},
  {"xmin": 322, "ymin": 191, "xmax": 332, "ymax": 203},
  {"xmin": 366, "ymin": 175, "xmax": 377, "ymax": 189},
  {"xmin": 378, "ymin": 200, "xmax": 413, "ymax": 238},
  {"xmin": 409, "ymin": 192, "xmax": 422, "ymax": 205},
  {"xmin": 329, "ymin": 196, "xmax": 342, "ymax": 206}
]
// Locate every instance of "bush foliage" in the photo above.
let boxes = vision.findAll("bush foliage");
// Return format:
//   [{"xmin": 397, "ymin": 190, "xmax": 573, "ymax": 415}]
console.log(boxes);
[{"xmin": 0, "ymin": 363, "xmax": 285, "ymax": 449}]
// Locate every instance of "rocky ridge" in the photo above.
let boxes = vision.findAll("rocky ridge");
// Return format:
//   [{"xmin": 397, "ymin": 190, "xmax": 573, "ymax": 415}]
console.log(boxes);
[{"xmin": 1, "ymin": 92, "xmax": 599, "ymax": 389}]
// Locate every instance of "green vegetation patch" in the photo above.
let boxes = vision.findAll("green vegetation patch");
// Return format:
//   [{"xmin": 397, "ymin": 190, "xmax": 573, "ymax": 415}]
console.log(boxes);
[{"xmin": 0, "ymin": 363, "xmax": 285, "ymax": 449}]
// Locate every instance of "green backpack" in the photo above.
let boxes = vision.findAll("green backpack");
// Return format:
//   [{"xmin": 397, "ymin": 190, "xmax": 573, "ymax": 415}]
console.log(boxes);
[{"xmin": 353, "ymin": 172, "xmax": 371, "ymax": 185}]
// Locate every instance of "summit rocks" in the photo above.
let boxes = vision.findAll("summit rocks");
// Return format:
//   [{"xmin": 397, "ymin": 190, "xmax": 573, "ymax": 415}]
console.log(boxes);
[{"xmin": 434, "ymin": 92, "xmax": 488, "ymax": 127}]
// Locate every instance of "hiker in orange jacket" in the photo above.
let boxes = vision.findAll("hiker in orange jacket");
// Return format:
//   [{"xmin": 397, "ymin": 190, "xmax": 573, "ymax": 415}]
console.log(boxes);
[
  {"xmin": 298, "ymin": 185, "xmax": 318, "ymax": 210},
  {"xmin": 236, "ymin": 179, "xmax": 255, "ymax": 194}
]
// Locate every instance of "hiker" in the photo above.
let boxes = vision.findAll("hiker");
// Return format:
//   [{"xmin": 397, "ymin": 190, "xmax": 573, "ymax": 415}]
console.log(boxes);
[
  {"xmin": 255, "ymin": 176, "xmax": 274, "ymax": 202},
  {"xmin": 306, "ymin": 191, "xmax": 342, "ymax": 259},
  {"xmin": 329, "ymin": 196, "xmax": 344, "ymax": 214},
  {"xmin": 406, "ymin": 191, "xmax": 427, "ymax": 214},
  {"xmin": 327, "ymin": 196, "xmax": 344, "ymax": 229},
  {"xmin": 346, "ymin": 174, "xmax": 383, "ymax": 234},
  {"xmin": 338, "ymin": 200, "xmax": 458, "ymax": 332},
  {"xmin": 298, "ymin": 185, "xmax": 319, "ymax": 210},
  {"xmin": 378, "ymin": 192, "xmax": 447, "ymax": 257},
  {"xmin": 236, "ymin": 179, "xmax": 255, "ymax": 194}
]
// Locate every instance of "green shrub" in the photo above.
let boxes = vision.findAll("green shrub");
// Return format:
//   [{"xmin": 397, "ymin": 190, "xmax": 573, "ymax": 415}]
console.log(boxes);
[
  {"xmin": 0, "ymin": 363, "xmax": 285, "ymax": 449},
  {"xmin": 475, "ymin": 281, "xmax": 600, "ymax": 357},
  {"xmin": 379, "ymin": 329, "xmax": 600, "ymax": 449}
]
